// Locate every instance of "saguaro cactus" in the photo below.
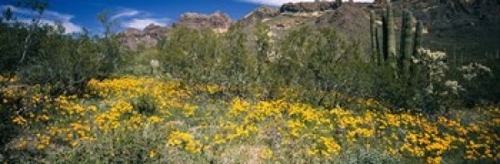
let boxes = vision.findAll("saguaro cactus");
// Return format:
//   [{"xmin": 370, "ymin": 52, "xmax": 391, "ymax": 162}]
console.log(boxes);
[
  {"xmin": 381, "ymin": 9, "xmax": 388, "ymax": 61},
  {"xmin": 398, "ymin": 10, "xmax": 414, "ymax": 76},
  {"xmin": 384, "ymin": 0, "xmax": 396, "ymax": 65},
  {"xmin": 371, "ymin": 0, "xmax": 426, "ymax": 82},
  {"xmin": 412, "ymin": 20, "xmax": 423, "ymax": 58},
  {"xmin": 410, "ymin": 20, "xmax": 424, "ymax": 79},
  {"xmin": 370, "ymin": 10, "xmax": 381, "ymax": 65}
]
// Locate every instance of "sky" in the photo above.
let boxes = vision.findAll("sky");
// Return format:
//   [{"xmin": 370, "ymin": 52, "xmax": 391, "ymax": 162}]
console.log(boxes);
[{"xmin": 0, "ymin": 0, "xmax": 373, "ymax": 34}]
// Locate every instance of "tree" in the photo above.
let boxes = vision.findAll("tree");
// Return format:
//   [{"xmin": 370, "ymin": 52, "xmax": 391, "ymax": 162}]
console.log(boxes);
[
  {"xmin": 96, "ymin": 11, "xmax": 124, "ymax": 77},
  {"xmin": 254, "ymin": 20, "xmax": 271, "ymax": 77},
  {"xmin": 220, "ymin": 23, "xmax": 255, "ymax": 95}
]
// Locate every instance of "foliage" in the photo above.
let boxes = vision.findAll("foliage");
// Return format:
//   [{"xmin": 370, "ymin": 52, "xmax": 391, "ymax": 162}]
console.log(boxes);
[
  {"xmin": 1, "ymin": 76, "xmax": 499, "ymax": 163},
  {"xmin": 158, "ymin": 27, "xmax": 223, "ymax": 84},
  {"xmin": 0, "ymin": 3, "xmax": 129, "ymax": 156},
  {"xmin": 96, "ymin": 11, "xmax": 128, "ymax": 77},
  {"xmin": 17, "ymin": 31, "xmax": 102, "ymax": 96},
  {"xmin": 455, "ymin": 56, "xmax": 498, "ymax": 105},
  {"xmin": 1, "ymin": 1, "xmax": 500, "ymax": 163},
  {"xmin": 368, "ymin": 6, "xmax": 495, "ymax": 113},
  {"xmin": 218, "ymin": 23, "xmax": 256, "ymax": 92},
  {"xmin": 372, "ymin": 47, "xmax": 495, "ymax": 114},
  {"xmin": 270, "ymin": 26, "xmax": 373, "ymax": 107},
  {"xmin": 132, "ymin": 93, "xmax": 157, "ymax": 116},
  {"xmin": 0, "ymin": 6, "xmax": 128, "ymax": 96}
]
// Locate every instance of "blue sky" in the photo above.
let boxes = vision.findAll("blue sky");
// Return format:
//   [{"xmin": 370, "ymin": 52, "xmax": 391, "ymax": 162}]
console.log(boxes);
[{"xmin": 0, "ymin": 0, "xmax": 372, "ymax": 34}]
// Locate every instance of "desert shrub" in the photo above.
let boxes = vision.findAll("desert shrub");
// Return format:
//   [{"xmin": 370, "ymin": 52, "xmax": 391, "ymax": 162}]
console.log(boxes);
[
  {"xmin": 11, "ymin": 11, "xmax": 128, "ymax": 96},
  {"xmin": 157, "ymin": 25, "xmax": 261, "ymax": 98},
  {"xmin": 158, "ymin": 27, "xmax": 223, "ymax": 83},
  {"xmin": 155, "ymin": 24, "xmax": 375, "ymax": 107},
  {"xmin": 0, "ymin": 22, "xmax": 29, "ymax": 75},
  {"xmin": 268, "ymin": 26, "xmax": 374, "ymax": 107},
  {"xmin": 132, "ymin": 94, "xmax": 157, "ymax": 116},
  {"xmin": 0, "ymin": 2, "xmax": 51, "ymax": 150},
  {"xmin": 0, "ymin": 4, "xmax": 129, "ymax": 154},
  {"xmin": 371, "ymin": 48, "xmax": 496, "ymax": 114},
  {"xmin": 456, "ymin": 57, "xmax": 497, "ymax": 105},
  {"xmin": 334, "ymin": 145, "xmax": 401, "ymax": 164},
  {"xmin": 42, "ymin": 125, "xmax": 171, "ymax": 163},
  {"xmin": 217, "ymin": 23, "xmax": 259, "ymax": 96},
  {"xmin": 373, "ymin": 49, "xmax": 452, "ymax": 113},
  {"xmin": 17, "ymin": 31, "xmax": 98, "ymax": 96}
]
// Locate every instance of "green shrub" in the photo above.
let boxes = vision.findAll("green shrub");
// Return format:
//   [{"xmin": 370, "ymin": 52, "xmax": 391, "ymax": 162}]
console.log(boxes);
[
  {"xmin": 10, "ymin": 11, "xmax": 129, "ymax": 97},
  {"xmin": 132, "ymin": 94, "xmax": 157, "ymax": 116}
]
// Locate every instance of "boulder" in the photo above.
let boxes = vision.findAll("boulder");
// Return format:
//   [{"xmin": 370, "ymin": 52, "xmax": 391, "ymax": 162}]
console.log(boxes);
[{"xmin": 280, "ymin": 2, "xmax": 339, "ymax": 13}]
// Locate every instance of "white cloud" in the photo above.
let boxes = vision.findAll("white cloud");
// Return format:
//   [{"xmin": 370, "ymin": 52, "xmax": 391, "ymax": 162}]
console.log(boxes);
[
  {"xmin": 40, "ymin": 19, "xmax": 83, "ymax": 33},
  {"xmin": 239, "ymin": 0, "xmax": 374, "ymax": 6},
  {"xmin": 110, "ymin": 8, "xmax": 171, "ymax": 30},
  {"xmin": 1, "ymin": 5, "xmax": 82, "ymax": 33},
  {"xmin": 123, "ymin": 18, "xmax": 171, "ymax": 29},
  {"xmin": 44, "ymin": 10, "xmax": 74, "ymax": 21},
  {"xmin": 111, "ymin": 9, "xmax": 139, "ymax": 20}
]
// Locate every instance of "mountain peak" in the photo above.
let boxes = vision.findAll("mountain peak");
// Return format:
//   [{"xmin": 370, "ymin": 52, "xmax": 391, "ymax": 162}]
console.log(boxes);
[
  {"xmin": 175, "ymin": 11, "xmax": 233, "ymax": 30},
  {"xmin": 240, "ymin": 5, "xmax": 280, "ymax": 26}
]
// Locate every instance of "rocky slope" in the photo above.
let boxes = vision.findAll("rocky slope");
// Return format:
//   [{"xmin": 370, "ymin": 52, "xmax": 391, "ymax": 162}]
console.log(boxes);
[
  {"xmin": 239, "ymin": 6, "xmax": 279, "ymax": 26},
  {"xmin": 173, "ymin": 11, "xmax": 233, "ymax": 33},
  {"xmin": 371, "ymin": 0, "xmax": 500, "ymax": 56},
  {"xmin": 280, "ymin": 1, "xmax": 340, "ymax": 12},
  {"xmin": 119, "ymin": 11, "xmax": 233, "ymax": 49},
  {"xmin": 118, "ymin": 0, "xmax": 500, "ymax": 56},
  {"xmin": 120, "ymin": 24, "xmax": 169, "ymax": 50}
]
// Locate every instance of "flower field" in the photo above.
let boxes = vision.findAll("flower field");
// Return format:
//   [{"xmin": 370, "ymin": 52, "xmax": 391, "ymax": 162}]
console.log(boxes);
[{"xmin": 2, "ymin": 76, "xmax": 500, "ymax": 163}]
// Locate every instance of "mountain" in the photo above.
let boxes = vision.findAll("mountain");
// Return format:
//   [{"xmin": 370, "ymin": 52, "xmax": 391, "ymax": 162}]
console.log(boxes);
[
  {"xmin": 173, "ymin": 11, "xmax": 233, "ymax": 33},
  {"xmin": 120, "ymin": 24, "xmax": 170, "ymax": 50},
  {"xmin": 280, "ymin": 1, "xmax": 340, "ymax": 12},
  {"xmin": 239, "ymin": 6, "xmax": 279, "ymax": 26},
  {"xmin": 119, "ymin": 11, "xmax": 233, "ymax": 49},
  {"xmin": 369, "ymin": 0, "xmax": 500, "ymax": 56},
  {"xmin": 118, "ymin": 0, "xmax": 500, "ymax": 56}
]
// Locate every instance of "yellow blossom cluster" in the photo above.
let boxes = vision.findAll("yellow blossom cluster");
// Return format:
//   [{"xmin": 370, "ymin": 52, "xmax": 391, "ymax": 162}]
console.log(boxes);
[
  {"xmin": 2, "ymin": 76, "xmax": 499, "ymax": 163},
  {"xmin": 167, "ymin": 131, "xmax": 202, "ymax": 153}
]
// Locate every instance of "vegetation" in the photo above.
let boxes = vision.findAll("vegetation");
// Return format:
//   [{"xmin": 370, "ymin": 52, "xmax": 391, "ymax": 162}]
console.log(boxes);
[{"xmin": 1, "ymin": 1, "xmax": 499, "ymax": 163}]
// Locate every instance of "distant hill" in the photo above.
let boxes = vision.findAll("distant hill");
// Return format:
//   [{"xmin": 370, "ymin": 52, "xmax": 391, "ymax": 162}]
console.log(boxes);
[{"xmin": 118, "ymin": 0, "xmax": 500, "ymax": 57}]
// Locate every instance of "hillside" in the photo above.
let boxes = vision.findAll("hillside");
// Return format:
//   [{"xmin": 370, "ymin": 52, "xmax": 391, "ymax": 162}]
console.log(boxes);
[
  {"xmin": 2, "ymin": 1, "xmax": 500, "ymax": 163},
  {"xmin": 119, "ymin": 0, "xmax": 500, "ymax": 58}
]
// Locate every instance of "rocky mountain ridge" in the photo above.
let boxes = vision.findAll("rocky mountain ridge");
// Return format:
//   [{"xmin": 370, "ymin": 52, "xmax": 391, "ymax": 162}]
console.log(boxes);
[
  {"xmin": 120, "ymin": 11, "xmax": 233, "ymax": 49},
  {"xmin": 239, "ymin": 6, "xmax": 279, "ymax": 26},
  {"xmin": 280, "ymin": 1, "xmax": 341, "ymax": 12},
  {"xmin": 173, "ymin": 11, "xmax": 233, "ymax": 32},
  {"xmin": 118, "ymin": 0, "xmax": 500, "ymax": 55},
  {"xmin": 120, "ymin": 24, "xmax": 169, "ymax": 50}
]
